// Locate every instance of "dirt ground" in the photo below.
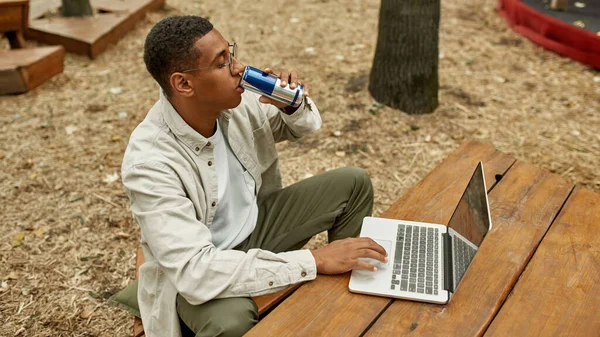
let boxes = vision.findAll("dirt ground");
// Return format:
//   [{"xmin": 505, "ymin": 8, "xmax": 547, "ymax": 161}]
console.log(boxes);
[{"xmin": 1, "ymin": 0, "xmax": 598, "ymax": 335}]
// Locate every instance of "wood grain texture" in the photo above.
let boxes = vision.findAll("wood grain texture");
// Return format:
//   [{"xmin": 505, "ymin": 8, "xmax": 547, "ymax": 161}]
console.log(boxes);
[
  {"xmin": 244, "ymin": 140, "xmax": 515, "ymax": 337},
  {"xmin": 365, "ymin": 161, "xmax": 573, "ymax": 337},
  {"xmin": 484, "ymin": 187, "xmax": 600, "ymax": 337},
  {"xmin": 0, "ymin": 0, "xmax": 27, "ymax": 33}
]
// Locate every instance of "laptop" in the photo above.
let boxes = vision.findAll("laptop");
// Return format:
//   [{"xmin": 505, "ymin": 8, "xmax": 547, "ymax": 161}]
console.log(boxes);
[{"xmin": 349, "ymin": 162, "xmax": 492, "ymax": 304}]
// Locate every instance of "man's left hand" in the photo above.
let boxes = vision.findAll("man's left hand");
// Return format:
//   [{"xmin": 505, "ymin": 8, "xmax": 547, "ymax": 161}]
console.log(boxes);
[{"xmin": 258, "ymin": 68, "xmax": 311, "ymax": 109}]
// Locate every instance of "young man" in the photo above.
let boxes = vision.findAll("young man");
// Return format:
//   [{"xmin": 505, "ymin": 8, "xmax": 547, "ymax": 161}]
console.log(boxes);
[{"xmin": 121, "ymin": 15, "xmax": 387, "ymax": 337}]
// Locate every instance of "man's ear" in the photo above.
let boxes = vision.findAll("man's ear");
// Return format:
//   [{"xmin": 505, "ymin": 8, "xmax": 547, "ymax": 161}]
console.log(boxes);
[{"xmin": 170, "ymin": 72, "xmax": 195, "ymax": 97}]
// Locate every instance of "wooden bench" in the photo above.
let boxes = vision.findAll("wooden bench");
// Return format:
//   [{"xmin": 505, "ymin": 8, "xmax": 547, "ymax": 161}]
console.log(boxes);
[
  {"xmin": 243, "ymin": 139, "xmax": 599, "ymax": 336},
  {"xmin": 132, "ymin": 246, "xmax": 301, "ymax": 337},
  {"xmin": 0, "ymin": 0, "xmax": 64, "ymax": 95}
]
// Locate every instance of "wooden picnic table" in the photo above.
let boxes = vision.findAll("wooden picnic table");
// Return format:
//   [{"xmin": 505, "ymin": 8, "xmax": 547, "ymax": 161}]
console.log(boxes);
[{"xmin": 244, "ymin": 139, "xmax": 600, "ymax": 337}]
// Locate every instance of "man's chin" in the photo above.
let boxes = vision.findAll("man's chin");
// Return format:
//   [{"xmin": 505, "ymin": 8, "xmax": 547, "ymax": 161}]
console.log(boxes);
[{"xmin": 226, "ymin": 95, "xmax": 243, "ymax": 109}]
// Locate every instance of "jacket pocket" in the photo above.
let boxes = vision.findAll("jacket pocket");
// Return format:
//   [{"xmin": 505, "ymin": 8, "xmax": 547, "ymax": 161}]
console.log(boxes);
[{"xmin": 252, "ymin": 121, "xmax": 277, "ymax": 171}]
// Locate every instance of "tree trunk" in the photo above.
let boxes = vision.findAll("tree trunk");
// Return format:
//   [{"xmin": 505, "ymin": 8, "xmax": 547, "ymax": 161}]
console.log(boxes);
[
  {"xmin": 368, "ymin": 0, "xmax": 440, "ymax": 114},
  {"xmin": 61, "ymin": 0, "xmax": 93, "ymax": 17}
]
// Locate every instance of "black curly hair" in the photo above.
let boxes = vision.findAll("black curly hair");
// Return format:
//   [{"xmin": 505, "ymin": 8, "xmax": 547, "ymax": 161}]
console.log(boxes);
[{"xmin": 143, "ymin": 16, "xmax": 214, "ymax": 97}]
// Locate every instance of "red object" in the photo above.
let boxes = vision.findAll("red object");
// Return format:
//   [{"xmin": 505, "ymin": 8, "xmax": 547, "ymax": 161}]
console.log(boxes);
[{"xmin": 498, "ymin": 0, "xmax": 600, "ymax": 69}]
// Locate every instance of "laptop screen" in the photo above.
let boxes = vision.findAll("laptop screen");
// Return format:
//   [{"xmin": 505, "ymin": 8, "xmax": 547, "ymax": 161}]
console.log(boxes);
[{"xmin": 447, "ymin": 163, "xmax": 491, "ymax": 247}]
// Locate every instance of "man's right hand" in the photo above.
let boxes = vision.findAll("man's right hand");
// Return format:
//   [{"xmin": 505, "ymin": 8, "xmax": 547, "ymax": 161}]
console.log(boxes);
[{"xmin": 310, "ymin": 237, "xmax": 388, "ymax": 274}]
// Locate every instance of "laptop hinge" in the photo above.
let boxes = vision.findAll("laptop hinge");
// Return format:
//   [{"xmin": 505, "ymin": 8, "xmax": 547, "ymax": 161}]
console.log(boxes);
[{"xmin": 443, "ymin": 233, "xmax": 454, "ymax": 292}]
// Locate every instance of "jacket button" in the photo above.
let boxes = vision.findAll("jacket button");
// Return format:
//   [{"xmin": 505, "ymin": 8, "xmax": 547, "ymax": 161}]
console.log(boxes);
[
  {"xmin": 268, "ymin": 281, "xmax": 274, "ymax": 286},
  {"xmin": 211, "ymin": 201, "xmax": 216, "ymax": 207},
  {"xmin": 195, "ymin": 146, "xmax": 200, "ymax": 151},
  {"xmin": 301, "ymin": 271, "xmax": 307, "ymax": 277},
  {"xmin": 208, "ymin": 161, "xmax": 213, "ymax": 166},
  {"xmin": 207, "ymin": 141, "xmax": 212, "ymax": 147}
]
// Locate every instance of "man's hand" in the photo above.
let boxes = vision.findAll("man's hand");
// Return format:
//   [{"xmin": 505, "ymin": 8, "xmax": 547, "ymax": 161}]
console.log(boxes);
[
  {"xmin": 310, "ymin": 237, "xmax": 388, "ymax": 274},
  {"xmin": 258, "ymin": 68, "xmax": 311, "ymax": 109}
]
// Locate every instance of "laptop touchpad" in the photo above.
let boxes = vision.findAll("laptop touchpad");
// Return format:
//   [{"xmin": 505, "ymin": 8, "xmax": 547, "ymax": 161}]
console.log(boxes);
[{"xmin": 357, "ymin": 238, "xmax": 392, "ymax": 268}]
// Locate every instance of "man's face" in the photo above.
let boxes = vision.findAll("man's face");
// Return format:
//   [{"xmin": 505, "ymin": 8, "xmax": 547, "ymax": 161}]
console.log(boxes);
[{"xmin": 181, "ymin": 30, "xmax": 245, "ymax": 110}]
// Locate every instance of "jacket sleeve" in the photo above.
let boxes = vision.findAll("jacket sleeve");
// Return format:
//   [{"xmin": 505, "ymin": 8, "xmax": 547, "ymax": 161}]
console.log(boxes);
[
  {"xmin": 258, "ymin": 96, "xmax": 322, "ymax": 143},
  {"xmin": 122, "ymin": 160, "xmax": 317, "ymax": 305}
]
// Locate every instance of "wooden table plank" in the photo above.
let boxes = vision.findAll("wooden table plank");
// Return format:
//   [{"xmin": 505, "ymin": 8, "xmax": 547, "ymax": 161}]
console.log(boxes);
[
  {"xmin": 484, "ymin": 187, "xmax": 600, "ymax": 337},
  {"xmin": 244, "ymin": 140, "xmax": 515, "ymax": 337},
  {"xmin": 365, "ymin": 161, "xmax": 573, "ymax": 337}
]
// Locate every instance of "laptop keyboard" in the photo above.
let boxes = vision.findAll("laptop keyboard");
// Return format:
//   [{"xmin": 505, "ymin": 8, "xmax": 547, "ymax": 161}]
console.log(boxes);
[
  {"xmin": 392, "ymin": 224, "xmax": 439, "ymax": 295},
  {"xmin": 452, "ymin": 235, "xmax": 477, "ymax": 285}
]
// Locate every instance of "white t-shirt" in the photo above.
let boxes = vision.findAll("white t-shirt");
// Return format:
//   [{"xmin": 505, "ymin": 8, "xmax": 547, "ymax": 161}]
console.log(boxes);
[{"xmin": 207, "ymin": 121, "xmax": 258, "ymax": 249}]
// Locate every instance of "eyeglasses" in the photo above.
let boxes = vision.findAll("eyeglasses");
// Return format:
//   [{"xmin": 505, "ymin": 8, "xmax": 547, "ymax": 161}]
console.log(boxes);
[{"xmin": 180, "ymin": 42, "xmax": 237, "ymax": 74}]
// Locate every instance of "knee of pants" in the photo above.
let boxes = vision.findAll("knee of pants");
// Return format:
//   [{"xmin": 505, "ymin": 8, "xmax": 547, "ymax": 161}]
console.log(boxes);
[
  {"xmin": 177, "ymin": 296, "xmax": 258, "ymax": 337},
  {"xmin": 335, "ymin": 166, "xmax": 373, "ymax": 195},
  {"xmin": 213, "ymin": 306, "xmax": 257, "ymax": 337}
]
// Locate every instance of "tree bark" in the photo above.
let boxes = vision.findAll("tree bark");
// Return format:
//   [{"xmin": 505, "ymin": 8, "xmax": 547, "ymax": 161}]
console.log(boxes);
[
  {"xmin": 61, "ymin": 0, "xmax": 93, "ymax": 17},
  {"xmin": 369, "ymin": 0, "xmax": 440, "ymax": 114}
]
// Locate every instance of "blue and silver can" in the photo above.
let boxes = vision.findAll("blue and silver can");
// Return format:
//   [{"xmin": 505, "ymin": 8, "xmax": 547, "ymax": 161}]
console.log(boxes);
[{"xmin": 240, "ymin": 66, "xmax": 305, "ymax": 108}]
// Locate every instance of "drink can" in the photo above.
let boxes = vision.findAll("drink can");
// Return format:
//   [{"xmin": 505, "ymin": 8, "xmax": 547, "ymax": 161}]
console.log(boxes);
[{"xmin": 240, "ymin": 66, "xmax": 304, "ymax": 108}]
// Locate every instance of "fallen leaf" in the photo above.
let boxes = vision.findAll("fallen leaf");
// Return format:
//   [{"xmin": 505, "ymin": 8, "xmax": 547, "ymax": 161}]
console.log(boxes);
[
  {"xmin": 117, "ymin": 111, "xmax": 128, "ymax": 119},
  {"xmin": 410, "ymin": 125, "xmax": 420, "ymax": 131},
  {"xmin": 335, "ymin": 151, "xmax": 346, "ymax": 157},
  {"xmin": 21, "ymin": 287, "xmax": 30, "ymax": 296},
  {"xmin": 333, "ymin": 130, "xmax": 342, "ymax": 137},
  {"xmin": 290, "ymin": 17, "xmax": 300, "ymax": 23},
  {"xmin": 80, "ymin": 254, "xmax": 103, "ymax": 261},
  {"xmin": 336, "ymin": 55, "xmax": 345, "ymax": 61},
  {"xmin": 304, "ymin": 47, "xmax": 315, "ymax": 54},
  {"xmin": 81, "ymin": 306, "xmax": 95, "ymax": 319},
  {"xmin": 0, "ymin": 152, "xmax": 5, "ymax": 160},
  {"xmin": 65, "ymin": 125, "xmax": 78, "ymax": 135},
  {"xmin": 111, "ymin": 135, "xmax": 121, "ymax": 142},
  {"xmin": 0, "ymin": 281, "xmax": 8, "ymax": 291},
  {"xmin": 109, "ymin": 87, "xmax": 122, "ymax": 94},
  {"xmin": 6, "ymin": 272, "xmax": 18, "ymax": 280},
  {"xmin": 103, "ymin": 173, "xmax": 119, "ymax": 184},
  {"xmin": 10, "ymin": 233, "xmax": 25, "ymax": 248},
  {"xmin": 32, "ymin": 227, "xmax": 47, "ymax": 238},
  {"xmin": 116, "ymin": 232, "xmax": 130, "ymax": 239},
  {"xmin": 86, "ymin": 104, "xmax": 108, "ymax": 113}
]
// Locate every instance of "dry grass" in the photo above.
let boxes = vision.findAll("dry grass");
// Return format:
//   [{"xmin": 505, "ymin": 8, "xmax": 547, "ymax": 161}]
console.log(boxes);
[{"xmin": 1, "ymin": 0, "xmax": 599, "ymax": 335}]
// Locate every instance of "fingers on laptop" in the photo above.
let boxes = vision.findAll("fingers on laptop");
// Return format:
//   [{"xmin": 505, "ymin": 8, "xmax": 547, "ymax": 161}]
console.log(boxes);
[{"xmin": 357, "ymin": 237, "xmax": 388, "ymax": 257}]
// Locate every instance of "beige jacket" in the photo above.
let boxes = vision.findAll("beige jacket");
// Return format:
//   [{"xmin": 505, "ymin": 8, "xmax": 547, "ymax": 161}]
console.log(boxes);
[{"xmin": 121, "ymin": 90, "xmax": 321, "ymax": 337}]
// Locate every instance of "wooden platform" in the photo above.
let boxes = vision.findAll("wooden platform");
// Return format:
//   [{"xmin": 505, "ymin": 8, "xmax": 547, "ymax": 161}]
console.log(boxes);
[
  {"xmin": 0, "ymin": 45, "xmax": 64, "ymax": 94},
  {"xmin": 25, "ymin": 0, "xmax": 165, "ymax": 58},
  {"xmin": 243, "ymin": 139, "xmax": 600, "ymax": 337},
  {"xmin": 1, "ymin": 0, "xmax": 64, "ymax": 95}
]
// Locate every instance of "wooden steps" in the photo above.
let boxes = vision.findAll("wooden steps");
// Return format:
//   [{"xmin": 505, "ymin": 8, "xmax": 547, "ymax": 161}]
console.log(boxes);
[
  {"xmin": 0, "ymin": 45, "xmax": 64, "ymax": 94},
  {"xmin": 1, "ymin": 0, "xmax": 64, "ymax": 95},
  {"xmin": 26, "ymin": 0, "xmax": 165, "ymax": 58}
]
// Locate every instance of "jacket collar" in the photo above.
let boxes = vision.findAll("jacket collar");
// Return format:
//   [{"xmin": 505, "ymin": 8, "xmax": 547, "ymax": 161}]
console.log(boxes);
[{"xmin": 159, "ymin": 90, "xmax": 232, "ymax": 155}]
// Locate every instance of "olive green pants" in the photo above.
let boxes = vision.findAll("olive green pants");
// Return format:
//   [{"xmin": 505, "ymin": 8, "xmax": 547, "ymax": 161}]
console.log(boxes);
[{"xmin": 176, "ymin": 167, "xmax": 374, "ymax": 337}]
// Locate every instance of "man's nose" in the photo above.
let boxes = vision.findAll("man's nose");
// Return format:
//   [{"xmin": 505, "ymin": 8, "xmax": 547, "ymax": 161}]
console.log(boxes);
[{"xmin": 231, "ymin": 57, "xmax": 245, "ymax": 75}]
